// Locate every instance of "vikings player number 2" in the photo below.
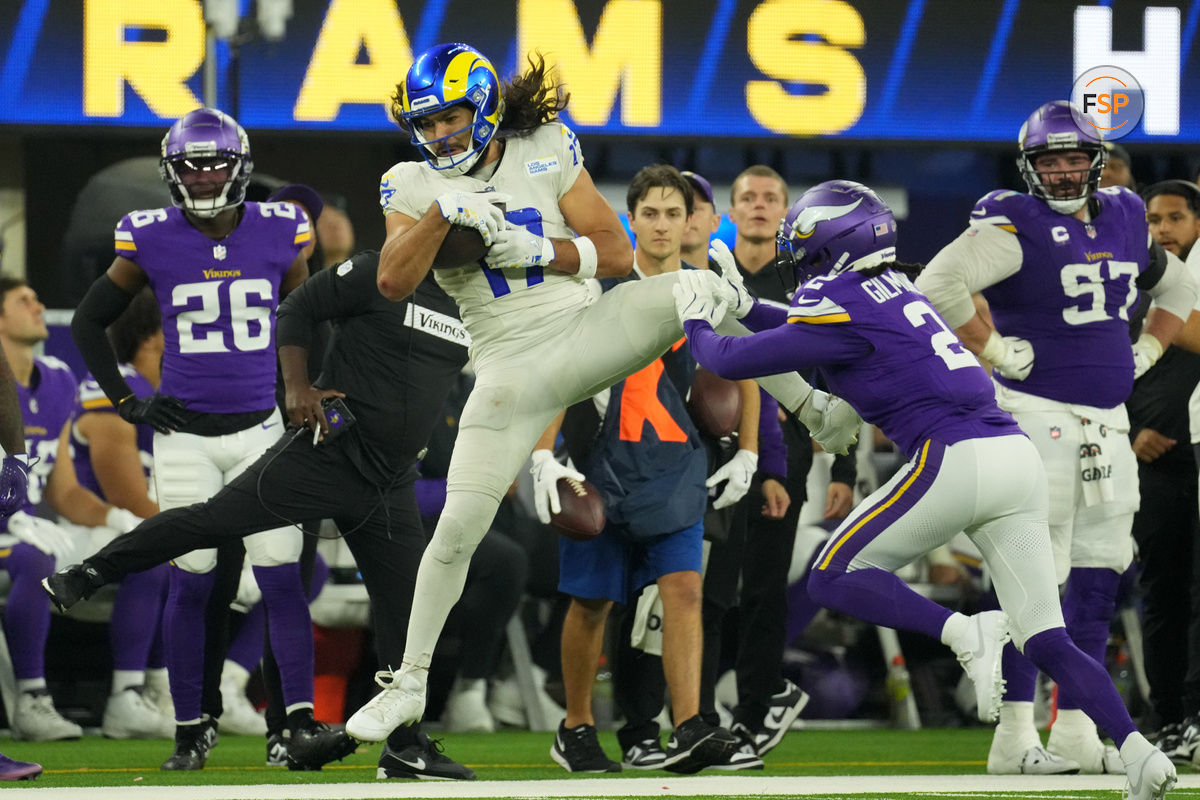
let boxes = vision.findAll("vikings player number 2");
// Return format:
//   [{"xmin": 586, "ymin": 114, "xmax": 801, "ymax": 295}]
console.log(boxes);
[
  {"xmin": 903, "ymin": 300, "xmax": 978, "ymax": 371},
  {"xmin": 1060, "ymin": 260, "xmax": 1140, "ymax": 326},
  {"xmin": 172, "ymin": 279, "xmax": 274, "ymax": 353}
]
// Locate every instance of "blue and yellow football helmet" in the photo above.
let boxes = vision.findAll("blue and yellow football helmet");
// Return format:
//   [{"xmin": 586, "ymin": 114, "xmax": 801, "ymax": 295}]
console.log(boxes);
[{"xmin": 399, "ymin": 42, "xmax": 504, "ymax": 176}]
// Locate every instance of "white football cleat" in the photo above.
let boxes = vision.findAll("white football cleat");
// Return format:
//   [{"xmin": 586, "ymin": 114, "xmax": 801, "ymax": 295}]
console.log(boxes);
[
  {"xmin": 1122, "ymin": 736, "xmax": 1178, "ymax": 800},
  {"xmin": 443, "ymin": 678, "xmax": 495, "ymax": 733},
  {"xmin": 346, "ymin": 669, "xmax": 426, "ymax": 742},
  {"xmin": 952, "ymin": 610, "xmax": 1010, "ymax": 723},
  {"xmin": 987, "ymin": 742, "xmax": 1080, "ymax": 775},
  {"xmin": 102, "ymin": 686, "xmax": 173, "ymax": 739},
  {"xmin": 1048, "ymin": 722, "xmax": 1123, "ymax": 774},
  {"xmin": 11, "ymin": 690, "xmax": 83, "ymax": 742}
]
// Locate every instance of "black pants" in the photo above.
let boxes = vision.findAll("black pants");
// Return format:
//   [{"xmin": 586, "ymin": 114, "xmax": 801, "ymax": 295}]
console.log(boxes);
[
  {"xmin": 88, "ymin": 431, "xmax": 428, "ymax": 742},
  {"xmin": 1131, "ymin": 456, "xmax": 1200, "ymax": 726}
]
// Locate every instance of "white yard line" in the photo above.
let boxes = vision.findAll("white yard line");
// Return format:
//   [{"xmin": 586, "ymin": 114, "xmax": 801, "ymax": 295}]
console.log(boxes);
[{"xmin": 6, "ymin": 774, "xmax": 1200, "ymax": 799}]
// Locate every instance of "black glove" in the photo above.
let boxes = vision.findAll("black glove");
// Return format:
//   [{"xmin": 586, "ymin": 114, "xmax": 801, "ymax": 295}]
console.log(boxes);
[
  {"xmin": 117, "ymin": 394, "xmax": 189, "ymax": 434},
  {"xmin": 0, "ymin": 454, "xmax": 31, "ymax": 519}
]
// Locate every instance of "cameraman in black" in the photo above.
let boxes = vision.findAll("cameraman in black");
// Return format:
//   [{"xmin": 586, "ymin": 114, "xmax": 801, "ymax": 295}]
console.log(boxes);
[{"xmin": 43, "ymin": 251, "xmax": 475, "ymax": 780}]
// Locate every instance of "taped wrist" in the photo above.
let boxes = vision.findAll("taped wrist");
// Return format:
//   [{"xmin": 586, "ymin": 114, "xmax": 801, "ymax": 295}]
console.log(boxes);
[
  {"xmin": 573, "ymin": 236, "xmax": 598, "ymax": 280},
  {"xmin": 979, "ymin": 330, "xmax": 1009, "ymax": 365}
]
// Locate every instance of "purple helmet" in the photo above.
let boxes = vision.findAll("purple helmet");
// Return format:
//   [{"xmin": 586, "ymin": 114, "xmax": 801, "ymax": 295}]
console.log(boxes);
[
  {"xmin": 1017, "ymin": 100, "xmax": 1106, "ymax": 214},
  {"xmin": 776, "ymin": 180, "xmax": 897, "ymax": 285},
  {"xmin": 159, "ymin": 108, "xmax": 253, "ymax": 218}
]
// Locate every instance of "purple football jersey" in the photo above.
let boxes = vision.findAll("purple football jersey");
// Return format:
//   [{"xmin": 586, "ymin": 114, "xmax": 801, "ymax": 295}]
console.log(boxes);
[
  {"xmin": 71, "ymin": 365, "xmax": 154, "ymax": 499},
  {"xmin": 685, "ymin": 271, "xmax": 1022, "ymax": 459},
  {"xmin": 13, "ymin": 356, "xmax": 78, "ymax": 514},
  {"xmin": 974, "ymin": 187, "xmax": 1149, "ymax": 408},
  {"xmin": 113, "ymin": 202, "xmax": 310, "ymax": 413}
]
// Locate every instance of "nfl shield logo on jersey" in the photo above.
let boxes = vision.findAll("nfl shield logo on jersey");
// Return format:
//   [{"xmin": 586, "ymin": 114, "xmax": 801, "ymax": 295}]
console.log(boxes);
[
  {"xmin": 1050, "ymin": 426, "xmax": 1061, "ymax": 439},
  {"xmin": 213, "ymin": 244, "xmax": 227, "ymax": 261}
]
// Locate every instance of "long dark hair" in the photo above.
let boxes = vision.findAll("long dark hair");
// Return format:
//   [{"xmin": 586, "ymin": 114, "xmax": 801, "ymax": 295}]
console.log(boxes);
[
  {"xmin": 859, "ymin": 261, "xmax": 925, "ymax": 280},
  {"xmin": 499, "ymin": 53, "xmax": 570, "ymax": 136}
]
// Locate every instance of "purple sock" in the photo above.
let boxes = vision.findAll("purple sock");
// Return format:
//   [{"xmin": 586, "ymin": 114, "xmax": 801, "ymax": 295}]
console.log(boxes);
[
  {"xmin": 1001, "ymin": 640, "xmax": 1038, "ymax": 702},
  {"xmin": 110, "ymin": 564, "xmax": 169, "ymax": 672},
  {"xmin": 164, "ymin": 568, "xmax": 217, "ymax": 721},
  {"xmin": 3, "ymin": 544, "xmax": 55, "ymax": 679},
  {"xmin": 253, "ymin": 563, "xmax": 314, "ymax": 707},
  {"xmin": 1024, "ymin": 627, "xmax": 1135, "ymax": 747},
  {"xmin": 807, "ymin": 566, "xmax": 953, "ymax": 640},
  {"xmin": 226, "ymin": 600, "xmax": 265, "ymax": 673},
  {"xmin": 1058, "ymin": 567, "xmax": 1120, "ymax": 709}
]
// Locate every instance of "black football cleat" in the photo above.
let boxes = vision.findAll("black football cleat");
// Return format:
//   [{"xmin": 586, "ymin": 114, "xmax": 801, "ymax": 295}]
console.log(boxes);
[{"xmin": 287, "ymin": 721, "xmax": 358, "ymax": 771}]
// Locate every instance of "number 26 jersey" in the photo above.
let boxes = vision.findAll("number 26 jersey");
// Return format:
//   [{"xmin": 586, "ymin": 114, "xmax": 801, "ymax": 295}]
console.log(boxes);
[{"xmin": 113, "ymin": 202, "xmax": 311, "ymax": 413}]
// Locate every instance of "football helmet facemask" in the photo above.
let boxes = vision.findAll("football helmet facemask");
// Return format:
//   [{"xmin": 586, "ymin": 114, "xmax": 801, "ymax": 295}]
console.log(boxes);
[
  {"xmin": 398, "ymin": 42, "xmax": 504, "ymax": 177},
  {"xmin": 159, "ymin": 107, "xmax": 253, "ymax": 219},
  {"xmin": 776, "ymin": 180, "xmax": 897, "ymax": 285},
  {"xmin": 1017, "ymin": 100, "xmax": 1107, "ymax": 215}
]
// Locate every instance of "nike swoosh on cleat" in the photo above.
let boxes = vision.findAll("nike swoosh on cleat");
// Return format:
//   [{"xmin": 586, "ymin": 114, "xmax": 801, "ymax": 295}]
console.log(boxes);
[
  {"xmin": 397, "ymin": 756, "xmax": 426, "ymax": 771},
  {"xmin": 262, "ymin": 421, "xmax": 279, "ymax": 430},
  {"xmin": 764, "ymin": 706, "xmax": 790, "ymax": 729}
]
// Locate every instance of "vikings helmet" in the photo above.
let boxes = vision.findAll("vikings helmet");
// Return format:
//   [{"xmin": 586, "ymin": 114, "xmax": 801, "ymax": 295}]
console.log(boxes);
[
  {"xmin": 1017, "ymin": 100, "xmax": 1106, "ymax": 214},
  {"xmin": 776, "ymin": 180, "xmax": 897, "ymax": 285},
  {"xmin": 159, "ymin": 108, "xmax": 253, "ymax": 218},
  {"xmin": 398, "ymin": 42, "xmax": 504, "ymax": 176}
]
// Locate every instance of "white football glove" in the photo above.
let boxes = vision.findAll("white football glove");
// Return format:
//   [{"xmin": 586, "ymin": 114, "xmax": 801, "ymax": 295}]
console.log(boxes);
[
  {"xmin": 485, "ymin": 223, "xmax": 556, "ymax": 270},
  {"xmin": 796, "ymin": 390, "xmax": 861, "ymax": 456},
  {"xmin": 673, "ymin": 269, "xmax": 728, "ymax": 327},
  {"xmin": 434, "ymin": 191, "xmax": 508, "ymax": 246},
  {"xmin": 980, "ymin": 331, "xmax": 1035, "ymax": 381},
  {"xmin": 104, "ymin": 506, "xmax": 143, "ymax": 534},
  {"xmin": 708, "ymin": 240, "xmax": 755, "ymax": 318},
  {"xmin": 529, "ymin": 449, "xmax": 586, "ymax": 525},
  {"xmin": 706, "ymin": 448, "xmax": 757, "ymax": 509},
  {"xmin": 7, "ymin": 511, "xmax": 75, "ymax": 560},
  {"xmin": 1131, "ymin": 332, "xmax": 1165, "ymax": 380}
]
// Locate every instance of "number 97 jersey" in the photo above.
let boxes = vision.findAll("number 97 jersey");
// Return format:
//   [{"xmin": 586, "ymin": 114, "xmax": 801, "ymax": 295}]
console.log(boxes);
[
  {"xmin": 113, "ymin": 202, "xmax": 311, "ymax": 413},
  {"xmin": 974, "ymin": 187, "xmax": 1149, "ymax": 408}
]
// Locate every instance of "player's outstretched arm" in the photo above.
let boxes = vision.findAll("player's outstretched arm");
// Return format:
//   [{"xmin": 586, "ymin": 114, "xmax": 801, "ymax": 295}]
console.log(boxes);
[{"xmin": 557, "ymin": 168, "xmax": 633, "ymax": 279}]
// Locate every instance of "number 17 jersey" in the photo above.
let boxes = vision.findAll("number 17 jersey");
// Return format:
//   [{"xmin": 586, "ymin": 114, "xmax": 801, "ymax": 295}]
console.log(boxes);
[{"xmin": 113, "ymin": 202, "xmax": 311, "ymax": 413}]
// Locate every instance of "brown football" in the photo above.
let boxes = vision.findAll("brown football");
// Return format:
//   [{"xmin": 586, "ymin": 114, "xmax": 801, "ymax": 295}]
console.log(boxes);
[
  {"xmin": 688, "ymin": 366, "xmax": 742, "ymax": 438},
  {"xmin": 550, "ymin": 477, "xmax": 606, "ymax": 541},
  {"xmin": 432, "ymin": 225, "xmax": 488, "ymax": 268}
]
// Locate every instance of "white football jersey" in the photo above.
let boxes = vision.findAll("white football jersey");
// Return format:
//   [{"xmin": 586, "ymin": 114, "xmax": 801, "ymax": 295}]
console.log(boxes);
[{"xmin": 379, "ymin": 122, "xmax": 593, "ymax": 339}]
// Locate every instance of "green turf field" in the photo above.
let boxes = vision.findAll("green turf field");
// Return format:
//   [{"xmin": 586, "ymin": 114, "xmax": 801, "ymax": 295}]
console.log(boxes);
[{"xmin": 2, "ymin": 725, "xmax": 1200, "ymax": 799}]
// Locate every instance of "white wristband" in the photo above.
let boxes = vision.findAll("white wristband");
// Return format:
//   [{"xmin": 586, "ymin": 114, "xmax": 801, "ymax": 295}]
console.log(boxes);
[{"xmin": 573, "ymin": 235, "xmax": 598, "ymax": 280}]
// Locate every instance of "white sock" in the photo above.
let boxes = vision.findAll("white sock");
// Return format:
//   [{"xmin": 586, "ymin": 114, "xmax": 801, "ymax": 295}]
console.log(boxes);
[
  {"xmin": 1053, "ymin": 708, "xmax": 1097, "ymax": 733},
  {"xmin": 222, "ymin": 659, "xmax": 251, "ymax": 690},
  {"xmin": 17, "ymin": 678, "xmax": 46, "ymax": 694},
  {"xmin": 940, "ymin": 612, "xmax": 969, "ymax": 648},
  {"xmin": 112, "ymin": 669, "xmax": 144, "ymax": 694}
]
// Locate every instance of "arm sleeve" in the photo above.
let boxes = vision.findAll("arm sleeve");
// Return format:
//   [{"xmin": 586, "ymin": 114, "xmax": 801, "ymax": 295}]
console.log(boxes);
[
  {"xmin": 916, "ymin": 224, "xmax": 1024, "ymax": 328},
  {"xmin": 756, "ymin": 390, "xmax": 786, "ymax": 479},
  {"xmin": 1141, "ymin": 242, "xmax": 1199, "ymax": 320},
  {"xmin": 742, "ymin": 299, "xmax": 790, "ymax": 332},
  {"xmin": 683, "ymin": 317, "xmax": 872, "ymax": 380},
  {"xmin": 276, "ymin": 252, "xmax": 379, "ymax": 349},
  {"xmin": 70, "ymin": 276, "xmax": 136, "ymax": 405},
  {"xmin": 830, "ymin": 446, "xmax": 857, "ymax": 487}
]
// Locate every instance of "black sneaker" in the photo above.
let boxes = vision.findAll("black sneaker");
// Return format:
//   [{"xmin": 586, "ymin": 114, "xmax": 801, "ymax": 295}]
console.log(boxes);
[
  {"xmin": 41, "ymin": 564, "xmax": 105, "ymax": 612},
  {"xmin": 751, "ymin": 679, "xmax": 809, "ymax": 756},
  {"xmin": 161, "ymin": 724, "xmax": 212, "ymax": 771},
  {"xmin": 1178, "ymin": 715, "xmax": 1200, "ymax": 762},
  {"xmin": 1157, "ymin": 722, "xmax": 1184, "ymax": 760},
  {"xmin": 550, "ymin": 721, "xmax": 621, "ymax": 773},
  {"xmin": 266, "ymin": 732, "xmax": 289, "ymax": 767},
  {"xmin": 662, "ymin": 715, "xmax": 740, "ymax": 774},
  {"xmin": 621, "ymin": 737, "xmax": 667, "ymax": 770},
  {"xmin": 711, "ymin": 741, "xmax": 764, "ymax": 771},
  {"xmin": 287, "ymin": 721, "xmax": 358, "ymax": 771},
  {"xmin": 377, "ymin": 733, "xmax": 476, "ymax": 780}
]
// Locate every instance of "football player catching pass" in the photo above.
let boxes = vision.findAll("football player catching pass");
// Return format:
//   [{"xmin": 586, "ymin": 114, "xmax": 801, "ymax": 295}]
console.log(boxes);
[
  {"xmin": 676, "ymin": 179, "xmax": 1178, "ymax": 800},
  {"xmin": 345, "ymin": 41, "xmax": 860, "ymax": 741},
  {"xmin": 918, "ymin": 101, "xmax": 1197, "ymax": 776}
]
